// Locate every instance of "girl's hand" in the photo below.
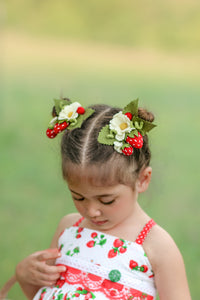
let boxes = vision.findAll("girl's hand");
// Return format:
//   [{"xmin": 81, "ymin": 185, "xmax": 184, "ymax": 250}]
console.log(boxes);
[{"xmin": 16, "ymin": 248, "xmax": 66, "ymax": 287}]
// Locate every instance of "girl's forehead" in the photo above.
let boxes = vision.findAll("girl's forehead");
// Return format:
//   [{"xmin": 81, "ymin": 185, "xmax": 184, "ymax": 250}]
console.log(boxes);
[{"xmin": 66, "ymin": 165, "xmax": 117, "ymax": 187}]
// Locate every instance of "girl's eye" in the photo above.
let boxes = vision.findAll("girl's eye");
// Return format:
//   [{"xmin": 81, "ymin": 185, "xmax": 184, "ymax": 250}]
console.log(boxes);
[
  {"xmin": 73, "ymin": 197, "xmax": 85, "ymax": 201},
  {"xmin": 101, "ymin": 199, "xmax": 115, "ymax": 205}
]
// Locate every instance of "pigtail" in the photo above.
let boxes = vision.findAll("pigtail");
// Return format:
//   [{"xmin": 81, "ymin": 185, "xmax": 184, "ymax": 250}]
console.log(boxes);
[{"xmin": 138, "ymin": 107, "xmax": 154, "ymax": 123}]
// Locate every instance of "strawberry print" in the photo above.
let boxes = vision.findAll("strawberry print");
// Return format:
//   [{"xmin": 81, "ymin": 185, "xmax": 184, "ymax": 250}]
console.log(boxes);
[
  {"xmin": 126, "ymin": 132, "xmax": 143, "ymax": 149},
  {"xmin": 113, "ymin": 239, "xmax": 124, "ymax": 248},
  {"xmin": 119, "ymin": 247, "xmax": 127, "ymax": 254},
  {"xmin": 56, "ymin": 278, "xmax": 65, "ymax": 288},
  {"xmin": 86, "ymin": 240, "xmax": 95, "ymax": 248},
  {"xmin": 39, "ymin": 288, "xmax": 47, "ymax": 300},
  {"xmin": 58, "ymin": 244, "xmax": 64, "ymax": 252},
  {"xmin": 108, "ymin": 249, "xmax": 118, "ymax": 259},
  {"xmin": 55, "ymin": 291, "xmax": 64, "ymax": 300},
  {"xmin": 76, "ymin": 227, "xmax": 84, "ymax": 238},
  {"xmin": 129, "ymin": 260, "xmax": 148, "ymax": 273},
  {"xmin": 108, "ymin": 238, "xmax": 127, "ymax": 258},
  {"xmin": 129, "ymin": 260, "xmax": 138, "ymax": 269},
  {"xmin": 86, "ymin": 233, "xmax": 107, "ymax": 248},
  {"xmin": 91, "ymin": 232, "xmax": 98, "ymax": 238},
  {"xmin": 66, "ymin": 246, "xmax": 80, "ymax": 256},
  {"xmin": 71, "ymin": 288, "xmax": 96, "ymax": 299},
  {"xmin": 34, "ymin": 219, "xmax": 156, "ymax": 300}
]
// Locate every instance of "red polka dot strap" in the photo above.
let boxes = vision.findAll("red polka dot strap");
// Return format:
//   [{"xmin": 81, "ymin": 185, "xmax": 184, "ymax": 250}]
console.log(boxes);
[
  {"xmin": 135, "ymin": 219, "xmax": 156, "ymax": 245},
  {"xmin": 73, "ymin": 216, "xmax": 84, "ymax": 227}
]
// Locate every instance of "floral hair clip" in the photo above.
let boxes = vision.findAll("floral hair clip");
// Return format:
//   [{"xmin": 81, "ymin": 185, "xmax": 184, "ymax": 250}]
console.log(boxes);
[
  {"xmin": 98, "ymin": 99, "xmax": 156, "ymax": 156},
  {"xmin": 46, "ymin": 99, "xmax": 94, "ymax": 138}
]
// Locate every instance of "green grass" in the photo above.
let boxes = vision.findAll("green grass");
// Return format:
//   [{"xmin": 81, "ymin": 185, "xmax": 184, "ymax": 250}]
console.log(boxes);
[{"xmin": 1, "ymin": 33, "xmax": 200, "ymax": 299}]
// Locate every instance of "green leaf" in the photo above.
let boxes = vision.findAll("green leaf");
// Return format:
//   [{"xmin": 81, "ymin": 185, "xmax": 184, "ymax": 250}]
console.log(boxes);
[
  {"xmin": 68, "ymin": 108, "xmax": 95, "ymax": 130},
  {"xmin": 122, "ymin": 143, "xmax": 131, "ymax": 150},
  {"xmin": 74, "ymin": 247, "xmax": 80, "ymax": 253},
  {"xmin": 128, "ymin": 129, "xmax": 138, "ymax": 138},
  {"xmin": 142, "ymin": 120, "xmax": 157, "ymax": 133},
  {"xmin": 99, "ymin": 239, "xmax": 107, "ymax": 246},
  {"xmin": 98, "ymin": 125, "xmax": 115, "ymax": 145},
  {"xmin": 122, "ymin": 99, "xmax": 139, "ymax": 116},
  {"xmin": 54, "ymin": 99, "xmax": 71, "ymax": 115},
  {"xmin": 132, "ymin": 116, "xmax": 156, "ymax": 134},
  {"xmin": 57, "ymin": 294, "xmax": 64, "ymax": 300}
]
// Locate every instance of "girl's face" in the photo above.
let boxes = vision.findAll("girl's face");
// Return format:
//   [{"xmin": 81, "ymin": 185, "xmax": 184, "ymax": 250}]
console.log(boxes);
[{"xmin": 67, "ymin": 177, "xmax": 139, "ymax": 232}]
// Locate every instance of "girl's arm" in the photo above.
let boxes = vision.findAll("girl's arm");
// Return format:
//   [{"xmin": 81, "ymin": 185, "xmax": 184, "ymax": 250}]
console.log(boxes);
[
  {"xmin": 16, "ymin": 213, "xmax": 80, "ymax": 299},
  {"xmin": 144, "ymin": 225, "xmax": 191, "ymax": 300},
  {"xmin": 16, "ymin": 249, "xmax": 66, "ymax": 300}
]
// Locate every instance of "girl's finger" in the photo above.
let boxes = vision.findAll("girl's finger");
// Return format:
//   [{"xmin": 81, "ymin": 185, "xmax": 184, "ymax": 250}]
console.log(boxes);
[
  {"xmin": 37, "ymin": 272, "xmax": 61, "ymax": 282},
  {"xmin": 37, "ymin": 263, "xmax": 66, "ymax": 274},
  {"xmin": 37, "ymin": 249, "xmax": 61, "ymax": 262}
]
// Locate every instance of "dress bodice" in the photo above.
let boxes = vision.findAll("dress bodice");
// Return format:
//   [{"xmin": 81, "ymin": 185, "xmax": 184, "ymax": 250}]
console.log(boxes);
[{"xmin": 33, "ymin": 218, "xmax": 156, "ymax": 300}]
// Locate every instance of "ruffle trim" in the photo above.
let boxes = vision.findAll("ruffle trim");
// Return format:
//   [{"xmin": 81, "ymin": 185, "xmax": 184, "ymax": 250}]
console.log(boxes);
[{"xmin": 35, "ymin": 265, "xmax": 155, "ymax": 300}]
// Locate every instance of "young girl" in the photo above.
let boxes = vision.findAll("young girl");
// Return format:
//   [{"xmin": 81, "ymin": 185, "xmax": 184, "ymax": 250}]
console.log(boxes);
[{"xmin": 14, "ymin": 98, "xmax": 191, "ymax": 300}]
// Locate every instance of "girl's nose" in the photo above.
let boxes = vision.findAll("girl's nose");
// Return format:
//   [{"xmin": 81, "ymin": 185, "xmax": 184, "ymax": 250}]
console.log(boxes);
[{"xmin": 86, "ymin": 202, "xmax": 101, "ymax": 218}]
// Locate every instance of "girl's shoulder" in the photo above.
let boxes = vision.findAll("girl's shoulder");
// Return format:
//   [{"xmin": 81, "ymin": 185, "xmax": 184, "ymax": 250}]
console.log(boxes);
[
  {"xmin": 50, "ymin": 213, "xmax": 81, "ymax": 248},
  {"xmin": 143, "ymin": 223, "xmax": 184, "ymax": 273},
  {"xmin": 58, "ymin": 212, "xmax": 82, "ymax": 230}
]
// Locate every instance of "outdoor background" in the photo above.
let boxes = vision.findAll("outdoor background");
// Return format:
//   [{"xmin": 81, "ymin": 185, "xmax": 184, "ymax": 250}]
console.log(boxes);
[{"xmin": 1, "ymin": 1, "xmax": 200, "ymax": 299}]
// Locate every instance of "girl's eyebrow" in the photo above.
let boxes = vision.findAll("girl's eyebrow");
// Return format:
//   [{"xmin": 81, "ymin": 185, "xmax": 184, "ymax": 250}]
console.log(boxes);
[
  {"xmin": 95, "ymin": 194, "xmax": 115, "ymax": 198},
  {"xmin": 69, "ymin": 189, "xmax": 83, "ymax": 197},
  {"xmin": 70, "ymin": 189, "xmax": 114, "ymax": 198}
]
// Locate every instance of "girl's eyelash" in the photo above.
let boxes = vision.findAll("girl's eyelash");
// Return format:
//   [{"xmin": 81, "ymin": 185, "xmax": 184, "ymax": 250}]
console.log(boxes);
[
  {"xmin": 73, "ymin": 197, "xmax": 84, "ymax": 201},
  {"xmin": 101, "ymin": 200, "xmax": 115, "ymax": 205}
]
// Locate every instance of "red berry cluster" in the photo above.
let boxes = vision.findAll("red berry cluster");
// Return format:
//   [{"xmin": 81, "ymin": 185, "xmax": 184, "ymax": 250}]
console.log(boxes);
[
  {"xmin": 129, "ymin": 260, "xmax": 148, "ymax": 273},
  {"xmin": 76, "ymin": 227, "xmax": 84, "ymax": 239},
  {"xmin": 108, "ymin": 238, "xmax": 127, "ymax": 258},
  {"xmin": 86, "ymin": 232, "xmax": 107, "ymax": 248},
  {"xmin": 46, "ymin": 106, "xmax": 85, "ymax": 139},
  {"xmin": 122, "ymin": 112, "xmax": 144, "ymax": 156},
  {"xmin": 73, "ymin": 287, "xmax": 93, "ymax": 299}
]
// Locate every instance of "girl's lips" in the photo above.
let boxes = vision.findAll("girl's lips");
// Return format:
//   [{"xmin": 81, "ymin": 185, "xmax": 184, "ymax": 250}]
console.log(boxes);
[{"xmin": 91, "ymin": 220, "xmax": 108, "ymax": 225}]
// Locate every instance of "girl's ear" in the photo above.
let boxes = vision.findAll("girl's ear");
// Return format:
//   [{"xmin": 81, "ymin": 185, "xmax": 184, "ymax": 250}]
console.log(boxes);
[{"xmin": 136, "ymin": 166, "xmax": 152, "ymax": 193}]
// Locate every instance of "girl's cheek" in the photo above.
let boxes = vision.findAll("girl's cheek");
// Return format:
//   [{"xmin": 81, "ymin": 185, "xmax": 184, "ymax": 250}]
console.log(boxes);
[{"xmin": 74, "ymin": 202, "xmax": 84, "ymax": 214}]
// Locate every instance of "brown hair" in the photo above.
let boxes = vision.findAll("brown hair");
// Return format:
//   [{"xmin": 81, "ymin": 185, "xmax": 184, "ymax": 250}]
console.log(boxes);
[{"xmin": 53, "ymin": 101, "xmax": 154, "ymax": 187}]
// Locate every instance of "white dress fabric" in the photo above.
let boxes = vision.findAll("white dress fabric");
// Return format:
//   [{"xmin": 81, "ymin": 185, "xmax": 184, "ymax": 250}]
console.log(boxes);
[{"xmin": 33, "ymin": 218, "xmax": 156, "ymax": 300}]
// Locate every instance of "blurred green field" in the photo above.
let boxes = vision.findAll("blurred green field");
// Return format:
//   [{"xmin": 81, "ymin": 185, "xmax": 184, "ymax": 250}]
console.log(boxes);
[
  {"xmin": 4, "ymin": 0, "xmax": 200, "ymax": 51},
  {"xmin": 1, "ymin": 32, "xmax": 200, "ymax": 299}
]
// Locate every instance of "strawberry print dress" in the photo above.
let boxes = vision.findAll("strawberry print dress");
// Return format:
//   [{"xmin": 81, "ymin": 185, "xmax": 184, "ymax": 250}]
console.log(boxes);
[{"xmin": 33, "ymin": 218, "xmax": 157, "ymax": 300}]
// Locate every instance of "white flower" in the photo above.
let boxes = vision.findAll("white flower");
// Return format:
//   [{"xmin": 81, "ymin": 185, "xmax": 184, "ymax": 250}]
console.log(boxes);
[
  {"xmin": 113, "ymin": 141, "xmax": 123, "ymax": 153},
  {"xmin": 58, "ymin": 102, "xmax": 81, "ymax": 121},
  {"xmin": 109, "ymin": 111, "xmax": 133, "ymax": 141}
]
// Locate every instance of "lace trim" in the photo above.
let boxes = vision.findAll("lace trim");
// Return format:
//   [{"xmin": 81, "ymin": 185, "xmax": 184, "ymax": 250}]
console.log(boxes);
[
  {"xmin": 56, "ymin": 256, "xmax": 156, "ymax": 297},
  {"xmin": 53, "ymin": 265, "xmax": 155, "ymax": 300}
]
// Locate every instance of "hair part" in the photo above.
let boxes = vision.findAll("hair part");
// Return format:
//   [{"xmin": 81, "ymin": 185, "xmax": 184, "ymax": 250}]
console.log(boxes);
[{"xmin": 57, "ymin": 102, "xmax": 154, "ymax": 188}]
